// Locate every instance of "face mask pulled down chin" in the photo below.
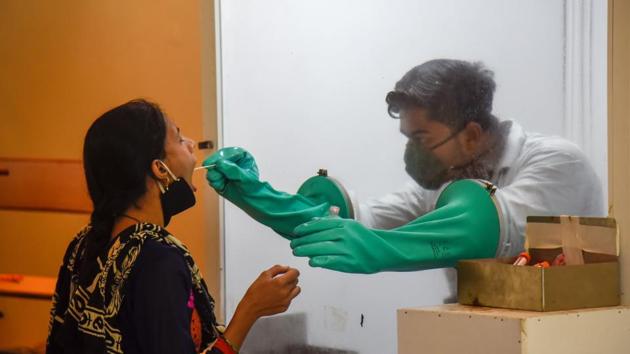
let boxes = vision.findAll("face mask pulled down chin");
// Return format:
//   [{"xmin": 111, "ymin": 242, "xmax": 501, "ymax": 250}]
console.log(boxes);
[
  {"xmin": 157, "ymin": 161, "xmax": 196, "ymax": 227},
  {"xmin": 404, "ymin": 141, "xmax": 493, "ymax": 190}
]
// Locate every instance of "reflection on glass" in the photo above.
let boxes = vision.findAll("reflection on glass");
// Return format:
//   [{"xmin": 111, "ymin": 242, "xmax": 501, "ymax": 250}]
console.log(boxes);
[{"xmin": 218, "ymin": 1, "xmax": 608, "ymax": 353}]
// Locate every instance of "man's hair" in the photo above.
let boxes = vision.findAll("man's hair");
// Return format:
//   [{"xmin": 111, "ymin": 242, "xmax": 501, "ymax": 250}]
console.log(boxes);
[{"xmin": 386, "ymin": 59, "xmax": 497, "ymax": 130}]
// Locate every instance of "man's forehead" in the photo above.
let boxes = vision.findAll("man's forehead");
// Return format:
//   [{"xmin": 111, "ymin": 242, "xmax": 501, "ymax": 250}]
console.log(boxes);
[
  {"xmin": 400, "ymin": 108, "xmax": 431, "ymax": 132},
  {"xmin": 399, "ymin": 108, "xmax": 451, "ymax": 136},
  {"xmin": 400, "ymin": 107, "xmax": 429, "ymax": 120}
]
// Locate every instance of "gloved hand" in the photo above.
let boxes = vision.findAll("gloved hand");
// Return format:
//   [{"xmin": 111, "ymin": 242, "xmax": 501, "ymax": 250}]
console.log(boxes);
[
  {"xmin": 290, "ymin": 179, "xmax": 500, "ymax": 273},
  {"xmin": 203, "ymin": 146, "xmax": 259, "ymax": 192},
  {"xmin": 203, "ymin": 147, "xmax": 330, "ymax": 238}
]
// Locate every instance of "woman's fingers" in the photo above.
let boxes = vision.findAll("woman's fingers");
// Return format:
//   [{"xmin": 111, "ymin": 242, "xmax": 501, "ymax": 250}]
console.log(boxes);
[
  {"xmin": 288, "ymin": 285, "xmax": 301, "ymax": 300},
  {"xmin": 264, "ymin": 264, "xmax": 290, "ymax": 278},
  {"xmin": 274, "ymin": 267, "xmax": 300, "ymax": 284},
  {"xmin": 244, "ymin": 265, "xmax": 302, "ymax": 318}
]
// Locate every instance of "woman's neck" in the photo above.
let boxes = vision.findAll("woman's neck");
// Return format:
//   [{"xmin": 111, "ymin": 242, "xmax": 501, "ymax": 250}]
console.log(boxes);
[{"xmin": 111, "ymin": 189, "xmax": 164, "ymax": 240}]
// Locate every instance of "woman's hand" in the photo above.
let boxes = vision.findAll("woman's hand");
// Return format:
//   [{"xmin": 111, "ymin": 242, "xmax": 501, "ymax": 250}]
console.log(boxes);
[
  {"xmin": 223, "ymin": 265, "xmax": 301, "ymax": 351},
  {"xmin": 240, "ymin": 264, "xmax": 301, "ymax": 317}
]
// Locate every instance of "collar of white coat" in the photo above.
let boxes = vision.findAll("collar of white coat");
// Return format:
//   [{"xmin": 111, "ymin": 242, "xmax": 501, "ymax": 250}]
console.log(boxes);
[{"xmin": 495, "ymin": 120, "xmax": 526, "ymax": 174}]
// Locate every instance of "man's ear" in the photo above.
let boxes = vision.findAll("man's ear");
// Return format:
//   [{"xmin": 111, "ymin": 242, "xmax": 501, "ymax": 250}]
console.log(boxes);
[{"xmin": 460, "ymin": 122, "xmax": 482, "ymax": 155}]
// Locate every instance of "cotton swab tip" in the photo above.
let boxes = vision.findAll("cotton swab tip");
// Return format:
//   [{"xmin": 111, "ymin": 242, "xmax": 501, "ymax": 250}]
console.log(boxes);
[{"xmin": 194, "ymin": 164, "xmax": 216, "ymax": 171}]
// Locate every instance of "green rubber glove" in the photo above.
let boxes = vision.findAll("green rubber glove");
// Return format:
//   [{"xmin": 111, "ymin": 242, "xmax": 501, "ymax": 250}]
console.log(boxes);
[
  {"xmin": 203, "ymin": 147, "xmax": 330, "ymax": 238},
  {"xmin": 290, "ymin": 179, "xmax": 500, "ymax": 273},
  {"xmin": 204, "ymin": 146, "xmax": 260, "ymax": 192}
]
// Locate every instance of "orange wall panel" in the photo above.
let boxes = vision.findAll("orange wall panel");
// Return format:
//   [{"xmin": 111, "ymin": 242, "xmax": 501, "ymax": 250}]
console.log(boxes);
[{"xmin": 0, "ymin": 0, "xmax": 219, "ymax": 348}]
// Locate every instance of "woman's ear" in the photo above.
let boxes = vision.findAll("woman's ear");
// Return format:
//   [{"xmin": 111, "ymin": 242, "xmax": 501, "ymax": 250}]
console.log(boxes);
[
  {"xmin": 461, "ymin": 122, "xmax": 482, "ymax": 155},
  {"xmin": 151, "ymin": 160, "xmax": 168, "ymax": 181}
]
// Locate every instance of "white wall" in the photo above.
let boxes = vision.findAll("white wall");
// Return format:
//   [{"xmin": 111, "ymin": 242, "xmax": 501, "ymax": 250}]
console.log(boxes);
[{"xmin": 216, "ymin": 1, "xmax": 607, "ymax": 353}]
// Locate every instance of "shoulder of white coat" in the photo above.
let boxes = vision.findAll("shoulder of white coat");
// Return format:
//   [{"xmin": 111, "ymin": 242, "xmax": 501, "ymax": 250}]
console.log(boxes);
[{"xmin": 520, "ymin": 131, "xmax": 590, "ymax": 164}]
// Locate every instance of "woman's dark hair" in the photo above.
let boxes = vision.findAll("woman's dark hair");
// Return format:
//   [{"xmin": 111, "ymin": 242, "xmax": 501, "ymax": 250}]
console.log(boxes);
[
  {"xmin": 386, "ymin": 59, "xmax": 497, "ymax": 131},
  {"xmin": 80, "ymin": 99, "xmax": 167, "ymax": 277}
]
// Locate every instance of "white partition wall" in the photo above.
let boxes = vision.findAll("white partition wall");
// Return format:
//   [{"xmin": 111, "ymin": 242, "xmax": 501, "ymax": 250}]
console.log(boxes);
[{"xmin": 215, "ymin": 1, "xmax": 607, "ymax": 353}]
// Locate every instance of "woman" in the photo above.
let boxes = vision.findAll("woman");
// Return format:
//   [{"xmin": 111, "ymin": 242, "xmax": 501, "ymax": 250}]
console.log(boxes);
[{"xmin": 46, "ymin": 99, "xmax": 301, "ymax": 354}]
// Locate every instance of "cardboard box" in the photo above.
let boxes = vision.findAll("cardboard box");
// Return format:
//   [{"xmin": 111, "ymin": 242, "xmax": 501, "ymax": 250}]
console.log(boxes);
[{"xmin": 457, "ymin": 216, "xmax": 619, "ymax": 311}]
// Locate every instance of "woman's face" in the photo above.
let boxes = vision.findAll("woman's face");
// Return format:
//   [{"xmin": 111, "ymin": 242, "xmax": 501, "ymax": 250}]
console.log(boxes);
[{"xmin": 162, "ymin": 118, "xmax": 197, "ymax": 190}]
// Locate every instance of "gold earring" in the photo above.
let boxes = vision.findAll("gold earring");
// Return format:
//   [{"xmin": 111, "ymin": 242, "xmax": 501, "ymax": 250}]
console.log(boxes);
[{"xmin": 157, "ymin": 176, "xmax": 172, "ymax": 193}]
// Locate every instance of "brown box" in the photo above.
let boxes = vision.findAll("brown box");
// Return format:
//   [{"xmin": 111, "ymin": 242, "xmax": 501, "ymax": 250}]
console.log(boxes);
[{"xmin": 457, "ymin": 216, "xmax": 619, "ymax": 311}]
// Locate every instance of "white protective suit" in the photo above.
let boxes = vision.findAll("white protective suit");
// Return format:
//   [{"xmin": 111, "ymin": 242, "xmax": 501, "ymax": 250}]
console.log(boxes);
[{"xmin": 356, "ymin": 121, "xmax": 606, "ymax": 258}]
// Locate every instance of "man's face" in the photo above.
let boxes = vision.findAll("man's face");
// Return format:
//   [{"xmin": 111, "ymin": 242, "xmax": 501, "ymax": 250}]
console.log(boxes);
[
  {"xmin": 399, "ymin": 107, "xmax": 494, "ymax": 189},
  {"xmin": 399, "ymin": 107, "xmax": 467, "ymax": 167}
]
